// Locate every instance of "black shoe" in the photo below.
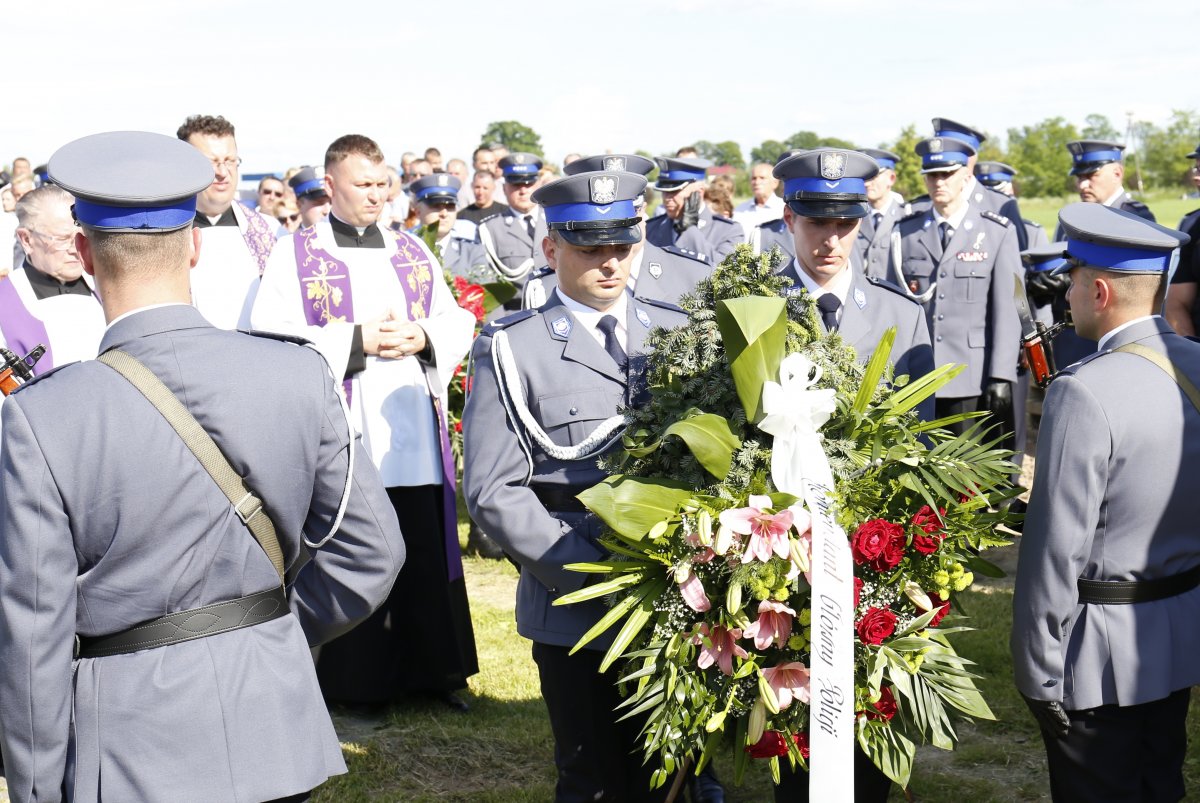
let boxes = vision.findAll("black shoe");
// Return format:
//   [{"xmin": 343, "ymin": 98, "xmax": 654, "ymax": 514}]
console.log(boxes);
[
  {"xmin": 466, "ymin": 520, "xmax": 506, "ymax": 560},
  {"xmin": 688, "ymin": 764, "xmax": 725, "ymax": 803},
  {"xmin": 437, "ymin": 690, "xmax": 469, "ymax": 713}
]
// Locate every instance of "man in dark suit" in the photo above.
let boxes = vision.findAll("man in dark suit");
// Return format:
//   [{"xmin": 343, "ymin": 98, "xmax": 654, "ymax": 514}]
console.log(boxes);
[{"xmin": 0, "ymin": 131, "xmax": 404, "ymax": 802}]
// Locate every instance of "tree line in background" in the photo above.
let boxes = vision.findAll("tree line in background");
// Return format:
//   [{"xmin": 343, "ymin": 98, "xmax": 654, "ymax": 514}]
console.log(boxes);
[{"xmin": 481, "ymin": 111, "xmax": 1200, "ymax": 201}]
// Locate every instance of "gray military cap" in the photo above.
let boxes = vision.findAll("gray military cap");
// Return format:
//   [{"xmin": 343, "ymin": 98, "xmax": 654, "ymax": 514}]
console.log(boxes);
[
  {"xmin": 773, "ymin": 148, "xmax": 878, "ymax": 219},
  {"xmin": 915, "ymin": 137, "xmax": 975, "ymax": 173},
  {"xmin": 1066, "ymin": 140, "xmax": 1126, "ymax": 176},
  {"xmin": 931, "ymin": 117, "xmax": 987, "ymax": 151},
  {"xmin": 1020, "ymin": 242, "xmax": 1069, "ymax": 272},
  {"xmin": 975, "ymin": 161, "xmax": 1018, "ymax": 186},
  {"xmin": 289, "ymin": 166, "xmax": 328, "ymax": 200},
  {"xmin": 499, "ymin": 152, "xmax": 543, "ymax": 184},
  {"xmin": 652, "ymin": 157, "xmax": 711, "ymax": 191},
  {"xmin": 859, "ymin": 148, "xmax": 900, "ymax": 170},
  {"xmin": 1187, "ymin": 141, "xmax": 1200, "ymax": 160},
  {"xmin": 563, "ymin": 154, "xmax": 656, "ymax": 177},
  {"xmin": 531, "ymin": 171, "xmax": 647, "ymax": 247},
  {"xmin": 1053, "ymin": 202, "xmax": 1189, "ymax": 275},
  {"xmin": 48, "ymin": 130, "xmax": 213, "ymax": 232},
  {"xmin": 410, "ymin": 173, "xmax": 461, "ymax": 204}
]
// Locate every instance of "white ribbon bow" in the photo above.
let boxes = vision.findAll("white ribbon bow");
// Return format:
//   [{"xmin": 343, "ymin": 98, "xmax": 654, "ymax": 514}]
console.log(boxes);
[{"xmin": 756, "ymin": 353, "xmax": 837, "ymax": 496}]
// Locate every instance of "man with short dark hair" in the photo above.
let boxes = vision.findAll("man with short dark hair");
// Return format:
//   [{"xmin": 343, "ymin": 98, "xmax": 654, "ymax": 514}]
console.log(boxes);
[
  {"xmin": 459, "ymin": 171, "xmax": 510, "ymax": 224},
  {"xmin": 0, "ymin": 129, "xmax": 404, "ymax": 802},
  {"xmin": 176, "ymin": 114, "xmax": 276, "ymax": 328},
  {"xmin": 253, "ymin": 133, "xmax": 479, "ymax": 711},
  {"xmin": 256, "ymin": 175, "xmax": 286, "ymax": 215},
  {"xmin": 478, "ymin": 152, "xmax": 547, "ymax": 297}
]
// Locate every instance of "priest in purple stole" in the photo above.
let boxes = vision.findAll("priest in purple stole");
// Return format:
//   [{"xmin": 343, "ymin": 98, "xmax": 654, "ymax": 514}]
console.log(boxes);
[{"xmin": 252, "ymin": 134, "xmax": 479, "ymax": 709}]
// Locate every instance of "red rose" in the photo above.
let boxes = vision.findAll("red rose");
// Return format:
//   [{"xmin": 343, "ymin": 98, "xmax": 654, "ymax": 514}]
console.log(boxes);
[
  {"xmin": 795, "ymin": 731, "xmax": 810, "ymax": 759},
  {"xmin": 452, "ymin": 275, "xmax": 469, "ymax": 294},
  {"xmin": 911, "ymin": 531, "xmax": 945, "ymax": 555},
  {"xmin": 911, "ymin": 505, "xmax": 946, "ymax": 534},
  {"xmin": 454, "ymin": 420, "xmax": 463, "ymax": 434},
  {"xmin": 866, "ymin": 686, "xmax": 897, "ymax": 721},
  {"xmin": 851, "ymin": 520, "xmax": 905, "ymax": 571},
  {"xmin": 853, "ymin": 577, "xmax": 863, "ymax": 608},
  {"xmin": 745, "ymin": 731, "xmax": 808, "ymax": 759},
  {"xmin": 855, "ymin": 606, "xmax": 897, "ymax": 645},
  {"xmin": 927, "ymin": 593, "xmax": 951, "ymax": 627}
]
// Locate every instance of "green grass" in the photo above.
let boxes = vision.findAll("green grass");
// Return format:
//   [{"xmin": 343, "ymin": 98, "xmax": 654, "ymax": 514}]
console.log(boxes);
[
  {"xmin": 312, "ymin": 535, "xmax": 1200, "ymax": 801},
  {"xmin": 1019, "ymin": 191, "xmax": 1197, "ymax": 233}
]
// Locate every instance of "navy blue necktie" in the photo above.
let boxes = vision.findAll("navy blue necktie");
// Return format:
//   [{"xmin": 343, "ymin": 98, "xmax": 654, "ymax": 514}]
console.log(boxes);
[
  {"xmin": 817, "ymin": 294, "xmax": 842, "ymax": 333},
  {"xmin": 597, "ymin": 315, "xmax": 627, "ymax": 370}
]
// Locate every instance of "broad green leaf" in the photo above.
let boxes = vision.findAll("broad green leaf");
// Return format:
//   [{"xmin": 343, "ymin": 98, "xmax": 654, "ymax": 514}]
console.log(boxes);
[
  {"xmin": 853, "ymin": 328, "xmax": 896, "ymax": 413},
  {"xmin": 965, "ymin": 554, "xmax": 1007, "ymax": 578},
  {"xmin": 553, "ymin": 571, "xmax": 649, "ymax": 605},
  {"xmin": 662, "ymin": 412, "xmax": 741, "ymax": 480},
  {"xmin": 481, "ymin": 279, "xmax": 517, "ymax": 311},
  {"xmin": 578, "ymin": 476, "xmax": 693, "ymax": 541},
  {"xmin": 715, "ymin": 295, "xmax": 788, "ymax": 423}
]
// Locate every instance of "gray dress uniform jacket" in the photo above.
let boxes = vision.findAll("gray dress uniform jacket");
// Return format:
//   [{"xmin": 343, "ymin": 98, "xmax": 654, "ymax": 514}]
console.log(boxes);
[
  {"xmin": 0, "ymin": 305, "xmax": 404, "ymax": 802},
  {"xmin": 644, "ymin": 206, "xmax": 744, "ymax": 265},
  {"xmin": 463, "ymin": 291, "xmax": 687, "ymax": 648},
  {"xmin": 1011, "ymin": 317, "xmax": 1200, "ymax": 710},
  {"xmin": 436, "ymin": 220, "xmax": 492, "ymax": 280},
  {"xmin": 751, "ymin": 217, "xmax": 795, "ymax": 260},
  {"xmin": 910, "ymin": 179, "xmax": 1028, "ymax": 250},
  {"xmin": 857, "ymin": 203, "xmax": 905, "ymax": 281},
  {"xmin": 479, "ymin": 206, "xmax": 548, "ymax": 282},
  {"xmin": 892, "ymin": 206, "xmax": 1022, "ymax": 399},
  {"xmin": 1053, "ymin": 193, "xmax": 1157, "ymax": 241},
  {"xmin": 520, "ymin": 243, "xmax": 711, "ymax": 309}
]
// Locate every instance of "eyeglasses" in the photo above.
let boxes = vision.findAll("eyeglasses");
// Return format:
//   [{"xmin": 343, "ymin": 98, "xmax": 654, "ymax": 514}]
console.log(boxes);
[
  {"xmin": 30, "ymin": 228, "xmax": 78, "ymax": 250},
  {"xmin": 277, "ymin": 213, "xmax": 300, "ymax": 224},
  {"xmin": 209, "ymin": 157, "xmax": 242, "ymax": 172},
  {"xmin": 260, "ymin": 188, "xmax": 284, "ymax": 197}
]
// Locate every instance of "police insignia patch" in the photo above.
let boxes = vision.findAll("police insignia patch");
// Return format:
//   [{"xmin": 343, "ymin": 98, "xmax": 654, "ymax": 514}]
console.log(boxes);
[
  {"xmin": 636, "ymin": 308, "xmax": 652, "ymax": 328},
  {"xmin": 514, "ymin": 153, "xmax": 526, "ymax": 164},
  {"xmin": 604, "ymin": 156, "xmax": 626, "ymax": 171},
  {"xmin": 854, "ymin": 288, "xmax": 867, "ymax": 309},
  {"xmin": 437, "ymin": 174, "xmax": 449, "ymax": 186},
  {"xmin": 551, "ymin": 316, "xmax": 571, "ymax": 338},
  {"xmin": 648, "ymin": 262, "xmax": 662, "ymax": 279},
  {"xmin": 820, "ymin": 151, "xmax": 847, "ymax": 180},
  {"xmin": 930, "ymin": 138, "xmax": 943, "ymax": 153},
  {"xmin": 590, "ymin": 176, "xmax": 618, "ymax": 204}
]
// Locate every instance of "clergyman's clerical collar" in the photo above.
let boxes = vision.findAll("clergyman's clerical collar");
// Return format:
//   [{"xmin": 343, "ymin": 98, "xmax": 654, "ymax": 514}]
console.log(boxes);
[
  {"xmin": 23, "ymin": 262, "xmax": 93, "ymax": 300},
  {"xmin": 194, "ymin": 206, "xmax": 237, "ymax": 228},
  {"xmin": 329, "ymin": 213, "xmax": 385, "ymax": 248}
]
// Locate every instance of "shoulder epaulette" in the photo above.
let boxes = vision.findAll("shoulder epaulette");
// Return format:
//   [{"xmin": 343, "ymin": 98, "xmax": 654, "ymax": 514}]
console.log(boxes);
[
  {"xmin": 240, "ymin": 329, "xmax": 314, "ymax": 347},
  {"xmin": 864, "ymin": 274, "xmax": 921, "ymax": 305},
  {"xmin": 1054, "ymin": 349, "xmax": 1105, "ymax": 377},
  {"xmin": 660, "ymin": 244, "xmax": 709, "ymax": 264},
  {"xmin": 712, "ymin": 213, "xmax": 736, "ymax": 224},
  {"xmin": 758, "ymin": 217, "xmax": 786, "ymax": 231},
  {"xmin": 900, "ymin": 207, "xmax": 927, "ymax": 223},
  {"xmin": 1024, "ymin": 219, "xmax": 1043, "ymax": 228},
  {"xmin": 1125, "ymin": 199, "xmax": 1151, "ymax": 211},
  {"xmin": 479, "ymin": 211, "xmax": 502, "ymax": 225},
  {"xmin": 526, "ymin": 265, "xmax": 554, "ymax": 280},
  {"xmin": 635, "ymin": 296, "xmax": 686, "ymax": 313},
  {"xmin": 482, "ymin": 308, "xmax": 538, "ymax": 335},
  {"xmin": 9, "ymin": 361, "xmax": 77, "ymax": 394},
  {"xmin": 981, "ymin": 210, "xmax": 1011, "ymax": 227}
]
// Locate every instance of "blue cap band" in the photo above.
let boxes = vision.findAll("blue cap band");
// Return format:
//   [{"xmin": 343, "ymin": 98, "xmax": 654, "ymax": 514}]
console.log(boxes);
[
  {"xmin": 1074, "ymin": 149, "xmax": 1123, "ymax": 164},
  {"xmin": 874, "ymin": 157, "xmax": 897, "ymax": 169},
  {"xmin": 414, "ymin": 186, "xmax": 456, "ymax": 202},
  {"xmin": 1027, "ymin": 256, "xmax": 1069, "ymax": 273},
  {"xmin": 783, "ymin": 176, "xmax": 867, "ymax": 197},
  {"xmin": 1067, "ymin": 239, "xmax": 1173, "ymax": 272},
  {"xmin": 922, "ymin": 152, "xmax": 970, "ymax": 169},
  {"xmin": 978, "ymin": 172, "xmax": 1013, "ymax": 183},
  {"xmin": 293, "ymin": 178, "xmax": 325, "ymax": 197},
  {"xmin": 544, "ymin": 199, "xmax": 637, "ymax": 225},
  {"xmin": 935, "ymin": 130, "xmax": 981, "ymax": 150},
  {"xmin": 659, "ymin": 168, "xmax": 707, "ymax": 182},
  {"xmin": 74, "ymin": 197, "xmax": 197, "ymax": 230},
  {"xmin": 504, "ymin": 164, "xmax": 539, "ymax": 176}
]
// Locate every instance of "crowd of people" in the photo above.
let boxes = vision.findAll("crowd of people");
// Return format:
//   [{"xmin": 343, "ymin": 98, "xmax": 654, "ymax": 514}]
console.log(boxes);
[{"xmin": 0, "ymin": 113, "xmax": 1198, "ymax": 803}]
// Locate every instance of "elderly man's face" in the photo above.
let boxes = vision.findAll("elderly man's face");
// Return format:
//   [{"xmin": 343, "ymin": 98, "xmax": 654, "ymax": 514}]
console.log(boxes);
[
  {"xmin": 187, "ymin": 133, "xmax": 240, "ymax": 215},
  {"xmin": 1075, "ymin": 162, "xmax": 1123, "ymax": 204},
  {"xmin": 19, "ymin": 201, "xmax": 83, "ymax": 282},
  {"xmin": 749, "ymin": 164, "xmax": 778, "ymax": 204}
]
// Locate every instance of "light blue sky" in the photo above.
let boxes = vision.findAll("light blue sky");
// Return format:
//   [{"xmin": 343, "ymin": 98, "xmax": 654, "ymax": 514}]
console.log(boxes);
[{"xmin": 7, "ymin": 0, "xmax": 1197, "ymax": 172}]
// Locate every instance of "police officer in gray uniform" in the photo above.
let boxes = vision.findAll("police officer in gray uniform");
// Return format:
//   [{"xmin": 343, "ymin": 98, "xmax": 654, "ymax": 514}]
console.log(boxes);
[
  {"xmin": 463, "ymin": 169, "xmax": 686, "ymax": 802},
  {"xmin": 1053, "ymin": 141, "xmax": 1156, "ymax": 242},
  {"xmin": 523, "ymin": 154, "xmax": 712, "ymax": 308},
  {"xmin": 1012, "ymin": 203, "xmax": 1197, "ymax": 803},
  {"xmin": 644, "ymin": 156, "xmax": 744, "ymax": 264},
  {"xmin": 909, "ymin": 118, "xmax": 1029, "ymax": 251},
  {"xmin": 855, "ymin": 148, "xmax": 906, "ymax": 280},
  {"xmin": 479, "ymin": 152, "xmax": 547, "ymax": 305},
  {"xmin": 0, "ymin": 131, "xmax": 404, "ymax": 802},
  {"xmin": 410, "ymin": 173, "xmax": 491, "ymax": 280},
  {"xmin": 974, "ymin": 160, "xmax": 1049, "ymax": 249},
  {"xmin": 892, "ymin": 136, "xmax": 1022, "ymax": 433}
]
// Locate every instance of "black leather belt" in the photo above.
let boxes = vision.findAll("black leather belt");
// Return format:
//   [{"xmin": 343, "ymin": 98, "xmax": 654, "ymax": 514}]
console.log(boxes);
[
  {"xmin": 531, "ymin": 486, "xmax": 588, "ymax": 513},
  {"xmin": 75, "ymin": 586, "xmax": 288, "ymax": 658},
  {"xmin": 1077, "ymin": 564, "xmax": 1200, "ymax": 605}
]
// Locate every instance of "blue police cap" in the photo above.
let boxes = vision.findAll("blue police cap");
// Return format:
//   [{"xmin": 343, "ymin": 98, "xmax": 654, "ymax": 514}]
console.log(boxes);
[
  {"xmin": 499, "ymin": 152, "xmax": 543, "ymax": 184},
  {"xmin": 48, "ymin": 131, "xmax": 214, "ymax": 232},
  {"xmin": 1052, "ymin": 202, "xmax": 1189, "ymax": 276},
  {"xmin": 859, "ymin": 148, "xmax": 900, "ymax": 170},
  {"xmin": 915, "ymin": 137, "xmax": 975, "ymax": 173},
  {"xmin": 1020, "ymin": 242, "xmax": 1069, "ymax": 273},
  {"xmin": 773, "ymin": 148, "xmax": 878, "ymax": 219},
  {"xmin": 410, "ymin": 173, "xmax": 461, "ymax": 204},
  {"xmin": 530, "ymin": 171, "xmax": 646, "ymax": 247},
  {"xmin": 652, "ymin": 157, "xmax": 711, "ymax": 191},
  {"xmin": 1187, "ymin": 142, "xmax": 1200, "ymax": 160},
  {"xmin": 1066, "ymin": 140, "xmax": 1125, "ymax": 176},
  {"xmin": 975, "ymin": 160, "xmax": 1018, "ymax": 186},
  {"xmin": 563, "ymin": 154, "xmax": 655, "ymax": 177},
  {"xmin": 931, "ymin": 118, "xmax": 987, "ymax": 151},
  {"xmin": 289, "ymin": 166, "xmax": 328, "ymax": 200}
]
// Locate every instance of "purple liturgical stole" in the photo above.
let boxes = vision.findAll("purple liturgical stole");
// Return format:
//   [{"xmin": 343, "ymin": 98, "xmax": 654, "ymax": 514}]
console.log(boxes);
[
  {"xmin": 293, "ymin": 225, "xmax": 463, "ymax": 581},
  {"xmin": 237, "ymin": 202, "xmax": 275, "ymax": 275},
  {"xmin": 0, "ymin": 276, "xmax": 54, "ymax": 374}
]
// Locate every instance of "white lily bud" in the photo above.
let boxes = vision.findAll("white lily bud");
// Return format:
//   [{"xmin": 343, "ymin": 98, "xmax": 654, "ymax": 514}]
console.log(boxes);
[
  {"xmin": 903, "ymin": 580, "xmax": 933, "ymax": 612},
  {"xmin": 748, "ymin": 697, "xmax": 766, "ymax": 744}
]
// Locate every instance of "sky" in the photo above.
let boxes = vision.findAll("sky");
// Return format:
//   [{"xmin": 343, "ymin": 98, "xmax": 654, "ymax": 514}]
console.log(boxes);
[{"xmin": 6, "ymin": 0, "xmax": 1198, "ymax": 174}]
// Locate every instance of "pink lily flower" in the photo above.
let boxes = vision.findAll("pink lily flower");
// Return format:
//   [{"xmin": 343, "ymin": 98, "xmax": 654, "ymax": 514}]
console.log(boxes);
[
  {"xmin": 718, "ymin": 496, "xmax": 795, "ymax": 564},
  {"xmin": 743, "ymin": 599, "xmax": 797, "ymax": 649},
  {"xmin": 676, "ymin": 565, "xmax": 712, "ymax": 612},
  {"xmin": 693, "ymin": 623, "xmax": 749, "ymax": 675},
  {"xmin": 762, "ymin": 662, "xmax": 811, "ymax": 710}
]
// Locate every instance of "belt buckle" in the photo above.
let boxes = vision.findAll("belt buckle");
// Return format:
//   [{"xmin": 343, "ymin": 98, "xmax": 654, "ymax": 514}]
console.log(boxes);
[
  {"xmin": 234, "ymin": 491, "xmax": 263, "ymax": 525},
  {"xmin": 73, "ymin": 635, "xmax": 81, "ymax": 660}
]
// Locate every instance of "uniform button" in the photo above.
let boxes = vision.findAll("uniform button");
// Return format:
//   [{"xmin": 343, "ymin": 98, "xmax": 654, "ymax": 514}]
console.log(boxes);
[
  {"xmin": 938, "ymin": 293, "xmax": 945, "ymax": 300},
  {"xmin": 939, "ymin": 271, "xmax": 946, "ymax": 278},
  {"xmin": 569, "ymin": 407, "xmax": 578, "ymax": 415},
  {"xmin": 936, "ymin": 335, "xmax": 943, "ymax": 342},
  {"xmin": 971, "ymin": 270, "xmax": 977, "ymax": 276},
  {"xmin": 937, "ymin": 314, "xmax": 944, "ymax": 320}
]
